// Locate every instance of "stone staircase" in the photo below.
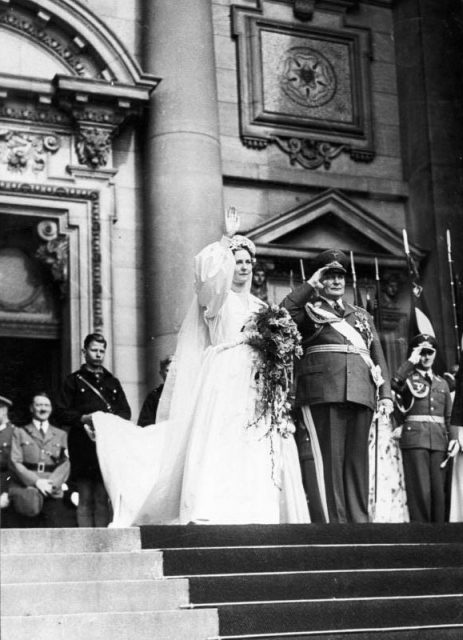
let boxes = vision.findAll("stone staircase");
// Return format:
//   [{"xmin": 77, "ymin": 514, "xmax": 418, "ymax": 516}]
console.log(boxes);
[
  {"xmin": 142, "ymin": 523, "xmax": 463, "ymax": 639},
  {"xmin": 2, "ymin": 523, "xmax": 463, "ymax": 640},
  {"xmin": 0, "ymin": 527, "xmax": 218, "ymax": 640}
]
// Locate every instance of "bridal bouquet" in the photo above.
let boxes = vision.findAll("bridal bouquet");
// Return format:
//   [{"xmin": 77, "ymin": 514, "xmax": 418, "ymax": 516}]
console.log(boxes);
[{"xmin": 243, "ymin": 304, "xmax": 303, "ymax": 438}]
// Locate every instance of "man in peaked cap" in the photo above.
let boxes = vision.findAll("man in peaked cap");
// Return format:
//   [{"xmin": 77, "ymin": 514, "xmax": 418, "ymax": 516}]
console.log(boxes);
[
  {"xmin": 392, "ymin": 333, "xmax": 459, "ymax": 521},
  {"xmin": 282, "ymin": 249, "xmax": 392, "ymax": 523}
]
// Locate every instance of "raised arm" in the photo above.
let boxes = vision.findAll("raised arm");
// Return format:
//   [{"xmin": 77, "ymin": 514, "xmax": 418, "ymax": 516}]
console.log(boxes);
[{"xmin": 194, "ymin": 207, "xmax": 241, "ymax": 319}]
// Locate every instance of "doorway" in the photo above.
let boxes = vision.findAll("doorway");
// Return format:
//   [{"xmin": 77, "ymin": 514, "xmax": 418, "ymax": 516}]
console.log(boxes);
[{"xmin": 0, "ymin": 337, "xmax": 61, "ymax": 425}]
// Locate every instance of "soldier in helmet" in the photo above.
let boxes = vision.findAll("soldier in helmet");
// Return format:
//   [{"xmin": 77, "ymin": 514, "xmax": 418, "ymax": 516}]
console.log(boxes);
[
  {"xmin": 282, "ymin": 249, "xmax": 392, "ymax": 523},
  {"xmin": 392, "ymin": 333, "xmax": 459, "ymax": 522}
]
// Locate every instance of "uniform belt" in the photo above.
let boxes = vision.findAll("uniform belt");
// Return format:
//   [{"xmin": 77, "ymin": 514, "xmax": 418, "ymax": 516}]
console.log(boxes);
[
  {"xmin": 405, "ymin": 415, "xmax": 445, "ymax": 424},
  {"xmin": 305, "ymin": 344, "xmax": 370, "ymax": 357},
  {"xmin": 24, "ymin": 462, "xmax": 57, "ymax": 473}
]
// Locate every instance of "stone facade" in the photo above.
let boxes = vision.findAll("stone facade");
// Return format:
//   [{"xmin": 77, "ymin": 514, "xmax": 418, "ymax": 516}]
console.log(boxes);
[{"xmin": 1, "ymin": 0, "xmax": 462, "ymax": 418}]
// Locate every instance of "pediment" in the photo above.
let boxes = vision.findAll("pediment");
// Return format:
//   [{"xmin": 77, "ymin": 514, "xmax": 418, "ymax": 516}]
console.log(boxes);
[{"xmin": 247, "ymin": 189, "xmax": 424, "ymax": 267}]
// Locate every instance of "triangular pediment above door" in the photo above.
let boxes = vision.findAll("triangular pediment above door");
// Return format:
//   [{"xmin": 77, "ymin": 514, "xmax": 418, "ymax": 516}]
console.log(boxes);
[{"xmin": 246, "ymin": 189, "xmax": 424, "ymax": 267}]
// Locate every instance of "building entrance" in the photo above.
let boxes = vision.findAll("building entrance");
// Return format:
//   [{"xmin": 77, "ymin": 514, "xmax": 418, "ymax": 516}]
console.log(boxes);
[{"xmin": 0, "ymin": 337, "xmax": 61, "ymax": 425}]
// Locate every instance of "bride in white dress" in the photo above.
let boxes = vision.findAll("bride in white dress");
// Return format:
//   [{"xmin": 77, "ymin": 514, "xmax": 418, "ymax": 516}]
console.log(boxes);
[{"xmin": 90, "ymin": 210, "xmax": 310, "ymax": 526}]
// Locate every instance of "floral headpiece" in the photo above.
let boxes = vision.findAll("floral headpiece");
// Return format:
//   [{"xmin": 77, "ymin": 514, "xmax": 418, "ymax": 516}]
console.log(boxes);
[{"xmin": 229, "ymin": 235, "xmax": 256, "ymax": 259}]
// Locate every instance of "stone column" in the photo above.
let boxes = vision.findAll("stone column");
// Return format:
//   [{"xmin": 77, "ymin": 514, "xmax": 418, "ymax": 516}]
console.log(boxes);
[
  {"xmin": 393, "ymin": 0, "xmax": 463, "ymax": 365},
  {"xmin": 142, "ymin": 0, "xmax": 224, "ymax": 384}
]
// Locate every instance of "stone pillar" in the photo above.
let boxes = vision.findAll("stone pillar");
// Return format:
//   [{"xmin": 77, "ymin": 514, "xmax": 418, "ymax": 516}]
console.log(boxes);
[
  {"xmin": 393, "ymin": 0, "xmax": 463, "ymax": 365},
  {"xmin": 142, "ymin": 0, "xmax": 224, "ymax": 384}
]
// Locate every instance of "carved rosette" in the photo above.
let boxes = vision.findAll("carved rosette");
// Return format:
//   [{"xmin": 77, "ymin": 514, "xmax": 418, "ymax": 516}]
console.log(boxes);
[{"xmin": 232, "ymin": 2, "xmax": 375, "ymax": 170}]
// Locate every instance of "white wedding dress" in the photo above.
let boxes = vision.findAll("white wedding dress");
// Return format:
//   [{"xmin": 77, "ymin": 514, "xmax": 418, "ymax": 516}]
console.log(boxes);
[{"xmin": 93, "ymin": 239, "xmax": 310, "ymax": 526}]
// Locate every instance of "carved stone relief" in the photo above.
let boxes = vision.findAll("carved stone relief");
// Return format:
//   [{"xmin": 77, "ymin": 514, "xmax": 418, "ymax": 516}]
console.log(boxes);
[
  {"xmin": 75, "ymin": 127, "xmax": 112, "ymax": 169},
  {"xmin": 232, "ymin": 3, "xmax": 375, "ymax": 169},
  {"xmin": 0, "ymin": 130, "xmax": 61, "ymax": 173},
  {"xmin": 0, "ymin": 4, "xmax": 101, "ymax": 79},
  {"xmin": 35, "ymin": 220, "xmax": 69, "ymax": 297}
]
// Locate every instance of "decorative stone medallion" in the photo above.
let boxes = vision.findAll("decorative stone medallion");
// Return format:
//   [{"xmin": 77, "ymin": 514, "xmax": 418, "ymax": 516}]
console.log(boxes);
[
  {"xmin": 232, "ymin": 2, "xmax": 375, "ymax": 168},
  {"xmin": 280, "ymin": 46, "xmax": 337, "ymax": 108}
]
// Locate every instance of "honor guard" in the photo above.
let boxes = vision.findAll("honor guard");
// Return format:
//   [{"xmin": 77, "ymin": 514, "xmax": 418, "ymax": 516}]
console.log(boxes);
[{"xmin": 392, "ymin": 334, "xmax": 458, "ymax": 522}]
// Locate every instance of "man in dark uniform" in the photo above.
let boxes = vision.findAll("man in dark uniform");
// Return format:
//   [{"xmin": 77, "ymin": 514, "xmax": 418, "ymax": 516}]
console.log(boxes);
[
  {"xmin": 0, "ymin": 395, "xmax": 15, "ymax": 526},
  {"xmin": 282, "ymin": 249, "xmax": 392, "ymax": 523},
  {"xmin": 8, "ymin": 392, "xmax": 73, "ymax": 527},
  {"xmin": 138, "ymin": 356, "xmax": 172, "ymax": 426},
  {"xmin": 54, "ymin": 333, "xmax": 131, "ymax": 527},
  {"xmin": 392, "ymin": 334, "xmax": 458, "ymax": 522}
]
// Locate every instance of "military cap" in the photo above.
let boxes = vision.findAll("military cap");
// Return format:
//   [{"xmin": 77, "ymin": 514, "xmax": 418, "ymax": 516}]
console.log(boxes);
[
  {"xmin": 0, "ymin": 395, "xmax": 12, "ymax": 407},
  {"xmin": 409, "ymin": 333, "xmax": 437, "ymax": 352},
  {"xmin": 312, "ymin": 249, "xmax": 348, "ymax": 274},
  {"xmin": 9, "ymin": 486, "xmax": 44, "ymax": 517}
]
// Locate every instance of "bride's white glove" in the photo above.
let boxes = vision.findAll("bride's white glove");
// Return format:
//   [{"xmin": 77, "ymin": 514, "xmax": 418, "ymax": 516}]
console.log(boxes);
[{"xmin": 224, "ymin": 206, "xmax": 240, "ymax": 237}]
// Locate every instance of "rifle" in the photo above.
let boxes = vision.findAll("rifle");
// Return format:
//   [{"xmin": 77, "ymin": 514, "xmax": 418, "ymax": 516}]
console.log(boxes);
[
  {"xmin": 374, "ymin": 257, "xmax": 383, "ymax": 333},
  {"xmin": 350, "ymin": 251, "xmax": 364, "ymax": 308},
  {"xmin": 446, "ymin": 229, "xmax": 461, "ymax": 364}
]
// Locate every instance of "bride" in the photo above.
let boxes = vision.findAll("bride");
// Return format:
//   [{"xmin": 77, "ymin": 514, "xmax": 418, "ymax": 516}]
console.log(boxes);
[{"xmin": 89, "ymin": 209, "xmax": 310, "ymax": 526}]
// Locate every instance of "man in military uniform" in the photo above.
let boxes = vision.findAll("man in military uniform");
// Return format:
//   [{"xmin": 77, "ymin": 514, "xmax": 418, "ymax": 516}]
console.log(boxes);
[
  {"xmin": 54, "ymin": 333, "xmax": 131, "ymax": 527},
  {"xmin": 0, "ymin": 395, "xmax": 15, "ymax": 527},
  {"xmin": 392, "ymin": 334, "xmax": 458, "ymax": 522},
  {"xmin": 8, "ymin": 392, "xmax": 72, "ymax": 527},
  {"xmin": 282, "ymin": 249, "xmax": 392, "ymax": 523}
]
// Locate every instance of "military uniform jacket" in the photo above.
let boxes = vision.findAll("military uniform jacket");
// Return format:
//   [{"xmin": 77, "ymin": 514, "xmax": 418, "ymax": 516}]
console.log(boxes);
[
  {"xmin": 9, "ymin": 423, "xmax": 70, "ymax": 491},
  {"xmin": 0, "ymin": 422, "xmax": 14, "ymax": 491},
  {"xmin": 282, "ymin": 282, "xmax": 391, "ymax": 410},
  {"xmin": 392, "ymin": 360, "xmax": 452, "ymax": 451},
  {"xmin": 54, "ymin": 365, "xmax": 131, "ymax": 480}
]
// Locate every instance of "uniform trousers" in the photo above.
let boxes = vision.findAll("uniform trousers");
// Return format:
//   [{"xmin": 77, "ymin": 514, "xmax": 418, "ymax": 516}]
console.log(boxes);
[
  {"xmin": 401, "ymin": 448, "xmax": 446, "ymax": 522},
  {"xmin": 76, "ymin": 478, "xmax": 111, "ymax": 527},
  {"xmin": 311, "ymin": 402, "xmax": 373, "ymax": 523}
]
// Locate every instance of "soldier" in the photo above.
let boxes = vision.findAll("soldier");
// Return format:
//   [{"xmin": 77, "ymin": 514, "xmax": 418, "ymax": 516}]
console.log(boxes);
[
  {"xmin": 138, "ymin": 356, "xmax": 172, "ymax": 427},
  {"xmin": 8, "ymin": 392, "xmax": 73, "ymax": 527},
  {"xmin": 54, "ymin": 333, "xmax": 131, "ymax": 527},
  {"xmin": 282, "ymin": 249, "xmax": 392, "ymax": 523},
  {"xmin": 0, "ymin": 395, "xmax": 14, "ymax": 526},
  {"xmin": 392, "ymin": 334, "xmax": 459, "ymax": 522}
]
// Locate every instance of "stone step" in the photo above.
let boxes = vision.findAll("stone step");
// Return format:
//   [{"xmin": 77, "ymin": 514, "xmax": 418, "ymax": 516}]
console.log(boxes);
[
  {"xmin": 2, "ymin": 550, "xmax": 163, "ymax": 584},
  {"xmin": 1, "ymin": 609, "xmax": 219, "ymax": 640},
  {"xmin": 210, "ymin": 595, "xmax": 463, "ymax": 636},
  {"xmin": 187, "ymin": 567, "xmax": 463, "ymax": 603},
  {"xmin": 161, "ymin": 543, "xmax": 463, "ymax": 576},
  {"xmin": 217, "ymin": 627, "xmax": 463, "ymax": 640},
  {"xmin": 1, "ymin": 578, "xmax": 189, "ymax": 616},
  {"xmin": 140, "ymin": 523, "xmax": 463, "ymax": 548},
  {"xmin": 1, "ymin": 527, "xmax": 140, "ymax": 554}
]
